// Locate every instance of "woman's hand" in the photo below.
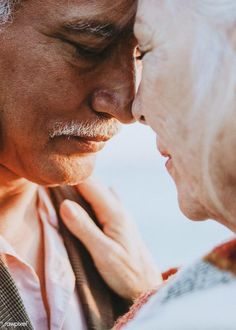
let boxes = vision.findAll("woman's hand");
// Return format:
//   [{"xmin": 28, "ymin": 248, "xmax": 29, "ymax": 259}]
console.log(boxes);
[{"xmin": 60, "ymin": 177, "xmax": 162, "ymax": 300}]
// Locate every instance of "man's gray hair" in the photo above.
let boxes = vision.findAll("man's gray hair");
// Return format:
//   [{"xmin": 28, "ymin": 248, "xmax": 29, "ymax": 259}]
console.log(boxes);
[{"xmin": 0, "ymin": 0, "xmax": 19, "ymax": 25}]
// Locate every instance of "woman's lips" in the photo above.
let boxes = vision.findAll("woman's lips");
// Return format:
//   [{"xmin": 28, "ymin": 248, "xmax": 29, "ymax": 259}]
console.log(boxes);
[
  {"xmin": 165, "ymin": 157, "xmax": 173, "ymax": 171},
  {"xmin": 157, "ymin": 147, "xmax": 173, "ymax": 170}
]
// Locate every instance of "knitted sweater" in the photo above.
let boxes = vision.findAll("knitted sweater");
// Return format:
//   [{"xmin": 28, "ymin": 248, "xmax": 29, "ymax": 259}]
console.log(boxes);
[{"xmin": 115, "ymin": 238, "xmax": 236, "ymax": 330}]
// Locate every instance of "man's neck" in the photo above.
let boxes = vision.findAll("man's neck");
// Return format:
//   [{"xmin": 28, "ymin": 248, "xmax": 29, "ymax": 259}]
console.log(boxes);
[
  {"xmin": 0, "ymin": 165, "xmax": 50, "ymax": 315},
  {"xmin": 0, "ymin": 165, "xmax": 38, "ymax": 245}
]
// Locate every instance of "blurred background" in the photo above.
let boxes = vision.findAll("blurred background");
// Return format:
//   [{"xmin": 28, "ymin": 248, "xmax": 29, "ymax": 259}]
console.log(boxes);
[{"xmin": 94, "ymin": 123, "xmax": 233, "ymax": 271}]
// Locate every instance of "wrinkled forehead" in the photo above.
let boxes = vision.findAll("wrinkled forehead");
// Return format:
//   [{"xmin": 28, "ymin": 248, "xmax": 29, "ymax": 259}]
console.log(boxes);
[
  {"xmin": 32, "ymin": 0, "xmax": 137, "ymax": 29},
  {"xmin": 136, "ymin": 0, "xmax": 191, "ymax": 25},
  {"xmin": 135, "ymin": 0, "xmax": 187, "ymax": 46},
  {"xmin": 135, "ymin": 0, "xmax": 163, "ymax": 46},
  {"xmin": 136, "ymin": 0, "xmax": 169, "ymax": 27}
]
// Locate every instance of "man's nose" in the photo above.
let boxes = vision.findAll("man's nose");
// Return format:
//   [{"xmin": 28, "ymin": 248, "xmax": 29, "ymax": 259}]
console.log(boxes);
[
  {"xmin": 90, "ymin": 39, "xmax": 138, "ymax": 124},
  {"xmin": 91, "ymin": 89, "xmax": 135, "ymax": 124}
]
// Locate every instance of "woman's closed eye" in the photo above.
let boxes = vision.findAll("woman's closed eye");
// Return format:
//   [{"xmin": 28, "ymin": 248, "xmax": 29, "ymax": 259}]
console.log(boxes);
[{"xmin": 135, "ymin": 46, "xmax": 147, "ymax": 61}]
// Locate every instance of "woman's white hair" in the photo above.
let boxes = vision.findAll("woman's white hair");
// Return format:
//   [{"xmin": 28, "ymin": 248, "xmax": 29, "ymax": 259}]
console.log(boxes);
[
  {"xmin": 167, "ymin": 0, "xmax": 236, "ymax": 221},
  {"xmin": 192, "ymin": 1, "xmax": 236, "ymax": 221}
]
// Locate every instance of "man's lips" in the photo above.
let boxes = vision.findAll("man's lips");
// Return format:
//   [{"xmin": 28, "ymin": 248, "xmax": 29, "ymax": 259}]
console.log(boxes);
[
  {"xmin": 77, "ymin": 135, "xmax": 111, "ymax": 143},
  {"xmin": 55, "ymin": 135, "xmax": 108, "ymax": 154}
]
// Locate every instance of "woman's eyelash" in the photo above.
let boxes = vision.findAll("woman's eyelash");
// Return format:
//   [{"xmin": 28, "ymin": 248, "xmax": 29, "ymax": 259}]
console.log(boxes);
[
  {"xmin": 135, "ymin": 47, "xmax": 146, "ymax": 60},
  {"xmin": 136, "ymin": 52, "xmax": 145, "ymax": 60}
]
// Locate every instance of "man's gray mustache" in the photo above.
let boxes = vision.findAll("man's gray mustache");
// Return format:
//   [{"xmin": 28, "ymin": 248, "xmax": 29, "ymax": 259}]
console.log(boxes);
[{"xmin": 49, "ymin": 119, "xmax": 121, "ymax": 140}]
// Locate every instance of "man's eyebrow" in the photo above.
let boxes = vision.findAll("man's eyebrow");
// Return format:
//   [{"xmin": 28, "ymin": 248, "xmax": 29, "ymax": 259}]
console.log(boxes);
[{"xmin": 62, "ymin": 20, "xmax": 118, "ymax": 38}]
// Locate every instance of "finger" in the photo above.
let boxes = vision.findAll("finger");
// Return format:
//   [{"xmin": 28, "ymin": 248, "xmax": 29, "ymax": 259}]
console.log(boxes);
[
  {"xmin": 75, "ymin": 177, "xmax": 124, "ymax": 226},
  {"xmin": 60, "ymin": 199, "xmax": 110, "ymax": 256}
]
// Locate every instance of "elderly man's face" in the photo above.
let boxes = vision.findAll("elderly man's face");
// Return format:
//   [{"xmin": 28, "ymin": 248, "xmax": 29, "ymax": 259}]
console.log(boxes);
[{"xmin": 0, "ymin": 0, "xmax": 138, "ymax": 185}]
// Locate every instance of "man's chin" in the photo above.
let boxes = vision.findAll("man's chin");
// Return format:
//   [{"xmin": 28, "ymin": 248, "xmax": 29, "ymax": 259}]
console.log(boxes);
[
  {"xmin": 48, "ymin": 154, "xmax": 97, "ymax": 187},
  {"xmin": 23, "ymin": 153, "xmax": 97, "ymax": 187}
]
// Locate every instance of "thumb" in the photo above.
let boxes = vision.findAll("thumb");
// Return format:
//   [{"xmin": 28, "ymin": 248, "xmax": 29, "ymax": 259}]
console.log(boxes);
[{"xmin": 60, "ymin": 200, "xmax": 110, "ymax": 257}]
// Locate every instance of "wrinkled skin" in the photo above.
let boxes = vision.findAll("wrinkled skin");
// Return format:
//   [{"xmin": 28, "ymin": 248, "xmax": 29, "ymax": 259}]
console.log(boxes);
[
  {"xmin": 60, "ymin": 178, "xmax": 161, "ymax": 300},
  {"xmin": 133, "ymin": 0, "xmax": 236, "ymax": 228},
  {"xmin": 0, "ymin": 0, "xmax": 161, "ymax": 307},
  {"xmin": 0, "ymin": 0, "xmax": 138, "ymax": 186}
]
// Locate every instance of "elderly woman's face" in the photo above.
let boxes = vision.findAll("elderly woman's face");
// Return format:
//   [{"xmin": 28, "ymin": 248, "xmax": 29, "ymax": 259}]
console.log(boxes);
[{"xmin": 133, "ymin": 0, "xmax": 236, "ymax": 221}]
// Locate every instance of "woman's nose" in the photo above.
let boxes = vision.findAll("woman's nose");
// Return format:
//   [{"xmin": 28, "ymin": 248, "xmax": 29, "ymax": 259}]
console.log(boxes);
[
  {"xmin": 132, "ymin": 96, "xmax": 147, "ymax": 124},
  {"xmin": 90, "ymin": 90, "xmax": 135, "ymax": 124}
]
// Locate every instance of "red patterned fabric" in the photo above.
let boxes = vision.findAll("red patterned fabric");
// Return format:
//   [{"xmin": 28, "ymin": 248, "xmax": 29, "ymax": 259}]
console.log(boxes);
[
  {"xmin": 162, "ymin": 267, "xmax": 179, "ymax": 281},
  {"xmin": 204, "ymin": 238, "xmax": 236, "ymax": 276},
  {"xmin": 114, "ymin": 237, "xmax": 236, "ymax": 330},
  {"xmin": 114, "ymin": 290, "xmax": 157, "ymax": 330},
  {"xmin": 114, "ymin": 268, "xmax": 178, "ymax": 330}
]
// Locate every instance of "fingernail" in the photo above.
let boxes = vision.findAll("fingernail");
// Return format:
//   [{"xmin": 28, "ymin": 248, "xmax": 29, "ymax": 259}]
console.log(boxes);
[{"xmin": 61, "ymin": 200, "xmax": 78, "ymax": 219}]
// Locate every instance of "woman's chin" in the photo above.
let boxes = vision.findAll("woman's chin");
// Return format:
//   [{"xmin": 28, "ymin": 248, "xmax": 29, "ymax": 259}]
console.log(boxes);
[{"xmin": 178, "ymin": 192, "xmax": 209, "ymax": 221}]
